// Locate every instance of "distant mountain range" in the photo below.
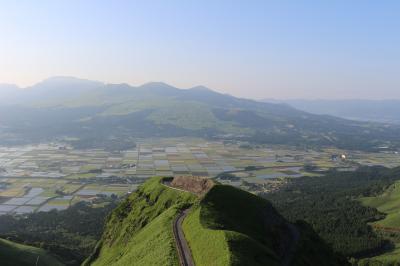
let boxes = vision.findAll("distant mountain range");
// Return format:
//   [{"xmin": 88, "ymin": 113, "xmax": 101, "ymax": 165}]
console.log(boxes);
[
  {"xmin": 263, "ymin": 99, "xmax": 400, "ymax": 124},
  {"xmin": 1, "ymin": 76, "xmax": 400, "ymax": 151}
]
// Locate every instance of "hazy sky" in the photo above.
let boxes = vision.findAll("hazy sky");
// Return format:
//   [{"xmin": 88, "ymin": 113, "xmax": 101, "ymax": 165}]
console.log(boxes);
[{"xmin": 0, "ymin": 0, "xmax": 399, "ymax": 99}]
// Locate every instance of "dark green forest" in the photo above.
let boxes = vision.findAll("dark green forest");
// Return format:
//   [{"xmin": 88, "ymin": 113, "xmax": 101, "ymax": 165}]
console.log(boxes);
[
  {"xmin": 264, "ymin": 166, "xmax": 400, "ymax": 258},
  {"xmin": 0, "ymin": 201, "xmax": 117, "ymax": 265}
]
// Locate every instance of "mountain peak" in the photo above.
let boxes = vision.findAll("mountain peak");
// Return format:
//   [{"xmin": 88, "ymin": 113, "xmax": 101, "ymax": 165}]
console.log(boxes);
[
  {"xmin": 139, "ymin": 82, "xmax": 181, "ymax": 95},
  {"xmin": 189, "ymin": 85, "xmax": 213, "ymax": 92},
  {"xmin": 140, "ymin": 81, "xmax": 177, "ymax": 89}
]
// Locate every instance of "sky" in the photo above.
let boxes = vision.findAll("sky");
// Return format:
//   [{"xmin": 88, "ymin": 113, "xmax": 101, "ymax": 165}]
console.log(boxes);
[{"xmin": 0, "ymin": 0, "xmax": 399, "ymax": 100}]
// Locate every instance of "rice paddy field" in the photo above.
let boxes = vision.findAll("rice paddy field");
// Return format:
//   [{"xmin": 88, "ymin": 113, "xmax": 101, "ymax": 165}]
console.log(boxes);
[{"xmin": 0, "ymin": 138, "xmax": 399, "ymax": 216}]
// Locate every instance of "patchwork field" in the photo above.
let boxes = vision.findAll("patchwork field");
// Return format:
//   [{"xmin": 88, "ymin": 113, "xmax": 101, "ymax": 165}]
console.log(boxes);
[{"xmin": 0, "ymin": 138, "xmax": 399, "ymax": 215}]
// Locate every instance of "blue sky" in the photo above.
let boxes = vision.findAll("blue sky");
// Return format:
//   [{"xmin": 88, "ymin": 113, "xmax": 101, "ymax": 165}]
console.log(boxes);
[{"xmin": 0, "ymin": 0, "xmax": 399, "ymax": 99}]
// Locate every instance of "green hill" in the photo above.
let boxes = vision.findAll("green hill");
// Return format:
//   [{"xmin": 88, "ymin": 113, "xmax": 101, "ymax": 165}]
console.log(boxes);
[
  {"xmin": 83, "ymin": 177, "xmax": 196, "ymax": 266},
  {"xmin": 84, "ymin": 176, "xmax": 346, "ymax": 266},
  {"xmin": 359, "ymin": 181, "xmax": 400, "ymax": 265},
  {"xmin": 360, "ymin": 180, "xmax": 400, "ymax": 228},
  {"xmin": 0, "ymin": 238, "xmax": 63, "ymax": 266}
]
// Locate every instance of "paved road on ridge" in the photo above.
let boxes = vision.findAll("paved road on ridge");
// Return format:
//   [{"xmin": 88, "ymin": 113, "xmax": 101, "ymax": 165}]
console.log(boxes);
[
  {"xmin": 173, "ymin": 208, "xmax": 195, "ymax": 266},
  {"xmin": 165, "ymin": 178, "xmax": 299, "ymax": 266},
  {"xmin": 162, "ymin": 180, "xmax": 195, "ymax": 266}
]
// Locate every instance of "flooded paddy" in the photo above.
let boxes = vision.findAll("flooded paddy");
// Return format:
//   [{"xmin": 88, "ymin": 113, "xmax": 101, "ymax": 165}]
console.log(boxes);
[{"xmin": 0, "ymin": 138, "xmax": 398, "ymax": 214}]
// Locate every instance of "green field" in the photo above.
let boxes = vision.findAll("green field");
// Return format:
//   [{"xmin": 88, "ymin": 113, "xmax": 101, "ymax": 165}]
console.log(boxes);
[
  {"xmin": 66, "ymin": 173, "xmax": 97, "ymax": 179},
  {"xmin": 359, "ymin": 181, "xmax": 400, "ymax": 264},
  {"xmin": 85, "ymin": 177, "xmax": 196, "ymax": 266},
  {"xmin": 0, "ymin": 238, "xmax": 63, "ymax": 266},
  {"xmin": 360, "ymin": 181, "xmax": 400, "ymax": 227}
]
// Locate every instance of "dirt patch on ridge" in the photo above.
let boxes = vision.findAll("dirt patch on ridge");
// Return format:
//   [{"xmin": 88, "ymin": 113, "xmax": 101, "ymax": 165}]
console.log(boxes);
[{"xmin": 171, "ymin": 176, "xmax": 215, "ymax": 196}]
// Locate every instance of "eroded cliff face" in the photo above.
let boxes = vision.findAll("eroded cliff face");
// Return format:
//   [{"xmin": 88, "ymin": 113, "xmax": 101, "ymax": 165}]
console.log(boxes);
[{"xmin": 170, "ymin": 176, "xmax": 215, "ymax": 196}]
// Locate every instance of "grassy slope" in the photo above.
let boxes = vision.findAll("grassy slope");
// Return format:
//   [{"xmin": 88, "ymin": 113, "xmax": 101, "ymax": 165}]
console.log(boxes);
[
  {"xmin": 182, "ymin": 207, "xmax": 232, "ymax": 265},
  {"xmin": 104, "ymin": 99, "xmax": 252, "ymax": 134},
  {"xmin": 360, "ymin": 181, "xmax": 400, "ymax": 227},
  {"xmin": 359, "ymin": 181, "xmax": 400, "ymax": 264},
  {"xmin": 183, "ymin": 185, "xmax": 283, "ymax": 266},
  {"xmin": 183, "ymin": 185, "xmax": 344, "ymax": 266},
  {"xmin": 198, "ymin": 185, "xmax": 282, "ymax": 266},
  {"xmin": 86, "ymin": 178, "xmax": 343, "ymax": 266},
  {"xmin": 85, "ymin": 177, "xmax": 195, "ymax": 266},
  {"xmin": 0, "ymin": 238, "xmax": 63, "ymax": 266}
]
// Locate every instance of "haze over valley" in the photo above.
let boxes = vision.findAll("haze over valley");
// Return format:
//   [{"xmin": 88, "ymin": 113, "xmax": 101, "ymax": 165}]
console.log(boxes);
[
  {"xmin": 1, "ymin": 76, "xmax": 400, "ymax": 153},
  {"xmin": 265, "ymin": 99, "xmax": 400, "ymax": 124},
  {"xmin": 2, "ymin": 1, "xmax": 400, "ymax": 266}
]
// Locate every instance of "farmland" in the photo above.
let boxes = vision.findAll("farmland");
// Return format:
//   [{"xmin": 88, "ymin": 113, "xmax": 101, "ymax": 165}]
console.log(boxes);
[{"xmin": 0, "ymin": 138, "xmax": 399, "ymax": 216}]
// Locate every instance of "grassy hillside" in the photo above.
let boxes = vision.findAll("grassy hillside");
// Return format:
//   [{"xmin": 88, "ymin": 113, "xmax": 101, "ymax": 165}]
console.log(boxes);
[
  {"xmin": 183, "ymin": 185, "xmax": 345, "ymax": 266},
  {"xmin": 0, "ymin": 238, "xmax": 63, "ymax": 266},
  {"xmin": 182, "ymin": 185, "xmax": 281, "ymax": 266},
  {"xmin": 85, "ymin": 177, "xmax": 345, "ymax": 266},
  {"xmin": 360, "ymin": 181, "xmax": 400, "ymax": 227},
  {"xmin": 359, "ymin": 181, "xmax": 400, "ymax": 265},
  {"xmin": 182, "ymin": 207, "xmax": 231, "ymax": 265},
  {"xmin": 83, "ymin": 177, "xmax": 196, "ymax": 266}
]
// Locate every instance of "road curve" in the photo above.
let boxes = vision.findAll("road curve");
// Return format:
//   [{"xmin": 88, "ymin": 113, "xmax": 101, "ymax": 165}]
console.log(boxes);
[{"xmin": 173, "ymin": 208, "xmax": 195, "ymax": 266}]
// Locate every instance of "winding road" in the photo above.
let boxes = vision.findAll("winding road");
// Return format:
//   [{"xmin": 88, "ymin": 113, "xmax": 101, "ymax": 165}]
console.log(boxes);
[
  {"xmin": 165, "ymin": 178, "xmax": 299, "ymax": 266},
  {"xmin": 162, "ymin": 179, "xmax": 195, "ymax": 266},
  {"xmin": 173, "ymin": 208, "xmax": 195, "ymax": 266}
]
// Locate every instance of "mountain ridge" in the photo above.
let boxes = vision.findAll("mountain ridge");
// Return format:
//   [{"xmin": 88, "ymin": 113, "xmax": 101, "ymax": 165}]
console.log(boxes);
[
  {"xmin": 84, "ymin": 176, "xmax": 346, "ymax": 266},
  {"xmin": 1, "ymin": 77, "xmax": 400, "ymax": 151}
]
